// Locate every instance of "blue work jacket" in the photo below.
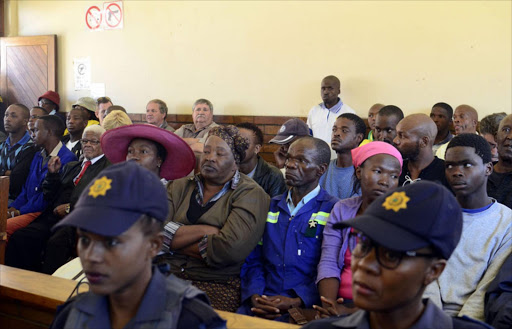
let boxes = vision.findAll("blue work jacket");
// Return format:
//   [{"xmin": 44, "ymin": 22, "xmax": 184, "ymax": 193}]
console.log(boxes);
[{"xmin": 240, "ymin": 188, "xmax": 338, "ymax": 308}]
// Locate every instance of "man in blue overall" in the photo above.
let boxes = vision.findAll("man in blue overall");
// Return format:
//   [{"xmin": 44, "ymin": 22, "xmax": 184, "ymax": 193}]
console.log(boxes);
[{"xmin": 238, "ymin": 136, "xmax": 338, "ymax": 322}]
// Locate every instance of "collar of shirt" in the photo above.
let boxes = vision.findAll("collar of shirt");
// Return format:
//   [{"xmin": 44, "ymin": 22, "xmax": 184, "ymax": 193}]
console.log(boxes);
[
  {"xmin": 5, "ymin": 131, "xmax": 31, "ymax": 149},
  {"xmin": 331, "ymin": 299, "xmax": 452, "ymax": 329},
  {"xmin": 83, "ymin": 153, "xmax": 104, "ymax": 166},
  {"xmin": 73, "ymin": 267, "xmax": 169, "ymax": 326},
  {"xmin": 187, "ymin": 122, "xmax": 212, "ymax": 134},
  {"xmin": 159, "ymin": 121, "xmax": 168, "ymax": 129},
  {"xmin": 320, "ymin": 97, "xmax": 344, "ymax": 114},
  {"xmin": 49, "ymin": 109, "xmax": 57, "ymax": 115},
  {"xmin": 286, "ymin": 184, "xmax": 321, "ymax": 216},
  {"xmin": 193, "ymin": 170, "xmax": 240, "ymax": 206},
  {"xmin": 41, "ymin": 141, "xmax": 63, "ymax": 158},
  {"xmin": 247, "ymin": 163, "xmax": 258, "ymax": 178},
  {"xmin": 435, "ymin": 131, "xmax": 453, "ymax": 146}
]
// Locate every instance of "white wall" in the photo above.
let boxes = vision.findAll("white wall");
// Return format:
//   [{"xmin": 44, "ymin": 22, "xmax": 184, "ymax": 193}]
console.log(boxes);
[{"xmin": 9, "ymin": 0, "xmax": 511, "ymax": 118}]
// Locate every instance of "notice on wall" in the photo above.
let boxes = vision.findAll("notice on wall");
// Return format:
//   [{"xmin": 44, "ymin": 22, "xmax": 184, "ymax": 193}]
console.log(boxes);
[
  {"xmin": 73, "ymin": 57, "xmax": 91, "ymax": 90},
  {"xmin": 85, "ymin": 2, "xmax": 124, "ymax": 31},
  {"xmin": 90, "ymin": 83, "xmax": 106, "ymax": 100},
  {"xmin": 104, "ymin": 1, "xmax": 124, "ymax": 30}
]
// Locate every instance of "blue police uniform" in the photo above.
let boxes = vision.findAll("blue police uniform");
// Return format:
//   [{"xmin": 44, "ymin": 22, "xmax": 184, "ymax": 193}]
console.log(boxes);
[
  {"xmin": 50, "ymin": 268, "xmax": 226, "ymax": 329},
  {"xmin": 238, "ymin": 187, "xmax": 338, "ymax": 314},
  {"xmin": 302, "ymin": 299, "xmax": 492, "ymax": 329}
]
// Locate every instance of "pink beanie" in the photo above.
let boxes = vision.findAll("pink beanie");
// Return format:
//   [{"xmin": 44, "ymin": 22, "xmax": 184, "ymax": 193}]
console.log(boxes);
[{"xmin": 351, "ymin": 141, "xmax": 403, "ymax": 173}]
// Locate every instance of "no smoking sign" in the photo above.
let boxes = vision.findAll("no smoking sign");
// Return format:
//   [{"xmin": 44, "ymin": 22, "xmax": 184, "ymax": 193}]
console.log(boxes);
[{"xmin": 85, "ymin": 1, "xmax": 124, "ymax": 31}]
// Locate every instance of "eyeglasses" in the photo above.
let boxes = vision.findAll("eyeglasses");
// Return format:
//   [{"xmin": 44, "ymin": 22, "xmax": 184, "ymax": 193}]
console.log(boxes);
[
  {"xmin": 30, "ymin": 115, "xmax": 42, "ymax": 120},
  {"xmin": 348, "ymin": 232, "xmax": 436, "ymax": 269},
  {"xmin": 38, "ymin": 100, "xmax": 53, "ymax": 106},
  {"xmin": 81, "ymin": 139, "xmax": 100, "ymax": 145}
]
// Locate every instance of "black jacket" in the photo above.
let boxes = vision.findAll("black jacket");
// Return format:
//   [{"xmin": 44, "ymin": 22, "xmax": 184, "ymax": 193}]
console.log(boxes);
[
  {"xmin": 252, "ymin": 155, "xmax": 287, "ymax": 198},
  {"xmin": 43, "ymin": 155, "xmax": 111, "ymax": 210},
  {"xmin": 61, "ymin": 135, "xmax": 82, "ymax": 160}
]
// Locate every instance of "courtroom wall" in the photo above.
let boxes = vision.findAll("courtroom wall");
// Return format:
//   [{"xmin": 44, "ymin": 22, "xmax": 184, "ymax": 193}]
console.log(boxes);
[{"xmin": 7, "ymin": 0, "xmax": 512, "ymax": 118}]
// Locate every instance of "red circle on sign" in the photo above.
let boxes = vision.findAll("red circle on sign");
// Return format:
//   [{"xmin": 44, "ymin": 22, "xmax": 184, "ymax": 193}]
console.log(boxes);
[
  {"xmin": 85, "ymin": 6, "xmax": 102, "ymax": 30},
  {"xmin": 105, "ymin": 3, "xmax": 122, "ymax": 28}
]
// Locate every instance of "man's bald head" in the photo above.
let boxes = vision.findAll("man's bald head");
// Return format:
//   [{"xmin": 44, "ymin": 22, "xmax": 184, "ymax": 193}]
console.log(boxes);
[
  {"xmin": 399, "ymin": 114, "xmax": 438, "ymax": 145},
  {"xmin": 322, "ymin": 75, "xmax": 340, "ymax": 88},
  {"xmin": 453, "ymin": 105, "xmax": 478, "ymax": 135},
  {"xmin": 394, "ymin": 114, "xmax": 438, "ymax": 161}
]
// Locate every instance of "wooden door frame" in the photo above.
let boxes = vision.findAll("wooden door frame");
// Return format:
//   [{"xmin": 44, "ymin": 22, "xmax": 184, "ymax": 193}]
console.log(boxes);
[{"xmin": 0, "ymin": 34, "xmax": 57, "ymax": 106}]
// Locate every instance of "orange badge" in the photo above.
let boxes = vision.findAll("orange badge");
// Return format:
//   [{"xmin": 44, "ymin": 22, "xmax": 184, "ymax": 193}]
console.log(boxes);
[
  {"xmin": 88, "ymin": 176, "xmax": 112, "ymax": 198},
  {"xmin": 382, "ymin": 191, "xmax": 410, "ymax": 212}
]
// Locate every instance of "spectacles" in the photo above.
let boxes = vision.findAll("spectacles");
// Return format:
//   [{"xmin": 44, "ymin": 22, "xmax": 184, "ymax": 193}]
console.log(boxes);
[
  {"xmin": 81, "ymin": 139, "xmax": 100, "ymax": 145},
  {"xmin": 348, "ymin": 232, "xmax": 436, "ymax": 269},
  {"xmin": 38, "ymin": 100, "xmax": 52, "ymax": 106},
  {"xmin": 30, "ymin": 115, "xmax": 42, "ymax": 120}
]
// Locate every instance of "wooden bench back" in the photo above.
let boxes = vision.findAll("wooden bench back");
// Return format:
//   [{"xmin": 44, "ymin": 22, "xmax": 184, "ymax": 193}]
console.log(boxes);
[{"xmin": 0, "ymin": 265, "xmax": 298, "ymax": 328}]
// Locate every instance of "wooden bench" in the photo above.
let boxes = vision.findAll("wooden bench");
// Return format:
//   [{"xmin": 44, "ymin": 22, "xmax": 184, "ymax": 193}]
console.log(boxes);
[{"xmin": 0, "ymin": 265, "xmax": 299, "ymax": 328}]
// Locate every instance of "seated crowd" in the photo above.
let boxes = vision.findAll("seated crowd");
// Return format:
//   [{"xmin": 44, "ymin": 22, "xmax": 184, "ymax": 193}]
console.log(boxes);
[{"xmin": 0, "ymin": 76, "xmax": 511, "ymax": 329}]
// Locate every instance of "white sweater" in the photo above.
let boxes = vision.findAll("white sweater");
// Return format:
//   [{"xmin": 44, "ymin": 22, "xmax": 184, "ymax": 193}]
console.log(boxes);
[{"xmin": 423, "ymin": 200, "xmax": 512, "ymax": 321}]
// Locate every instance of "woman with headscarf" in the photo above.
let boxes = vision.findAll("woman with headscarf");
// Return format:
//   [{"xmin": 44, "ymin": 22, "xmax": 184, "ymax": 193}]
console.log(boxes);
[
  {"xmin": 101, "ymin": 124, "xmax": 195, "ymax": 184},
  {"xmin": 315, "ymin": 141, "xmax": 403, "ymax": 317},
  {"xmin": 162, "ymin": 125, "xmax": 270, "ymax": 312}
]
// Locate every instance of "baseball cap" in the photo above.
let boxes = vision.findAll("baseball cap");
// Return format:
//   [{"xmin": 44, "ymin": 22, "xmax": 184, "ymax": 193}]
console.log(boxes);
[
  {"xmin": 334, "ymin": 181, "xmax": 462, "ymax": 259},
  {"xmin": 269, "ymin": 118, "xmax": 310, "ymax": 144},
  {"xmin": 54, "ymin": 161, "xmax": 169, "ymax": 236},
  {"xmin": 72, "ymin": 97, "xmax": 96, "ymax": 113}
]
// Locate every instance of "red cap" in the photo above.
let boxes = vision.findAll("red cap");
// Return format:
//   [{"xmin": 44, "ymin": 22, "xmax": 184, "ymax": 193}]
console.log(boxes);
[{"xmin": 38, "ymin": 91, "xmax": 60, "ymax": 110}]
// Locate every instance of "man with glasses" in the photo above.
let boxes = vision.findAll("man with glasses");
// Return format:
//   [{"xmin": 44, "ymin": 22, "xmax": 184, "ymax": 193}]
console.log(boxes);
[
  {"xmin": 38, "ymin": 91, "xmax": 66, "ymax": 123},
  {"xmin": 238, "ymin": 137, "xmax": 338, "ymax": 322},
  {"xmin": 6, "ymin": 125, "xmax": 111, "ymax": 272},
  {"xmin": 304, "ymin": 181, "xmax": 489, "ymax": 329},
  {"xmin": 29, "ymin": 106, "xmax": 50, "ymax": 138}
]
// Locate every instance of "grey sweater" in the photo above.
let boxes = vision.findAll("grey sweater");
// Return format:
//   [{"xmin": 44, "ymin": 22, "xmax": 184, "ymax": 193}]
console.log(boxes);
[{"xmin": 423, "ymin": 200, "xmax": 512, "ymax": 321}]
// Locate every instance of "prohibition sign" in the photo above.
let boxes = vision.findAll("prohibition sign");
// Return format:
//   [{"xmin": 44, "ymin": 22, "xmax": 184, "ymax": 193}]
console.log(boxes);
[
  {"xmin": 105, "ymin": 3, "xmax": 122, "ymax": 28},
  {"xmin": 85, "ymin": 6, "xmax": 102, "ymax": 30}
]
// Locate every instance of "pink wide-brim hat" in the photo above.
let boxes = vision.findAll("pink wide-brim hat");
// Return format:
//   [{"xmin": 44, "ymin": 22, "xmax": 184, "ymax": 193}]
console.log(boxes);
[{"xmin": 101, "ymin": 124, "xmax": 195, "ymax": 180}]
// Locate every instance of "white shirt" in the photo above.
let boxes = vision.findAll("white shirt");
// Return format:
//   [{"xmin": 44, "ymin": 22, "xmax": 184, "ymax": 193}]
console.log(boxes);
[{"xmin": 307, "ymin": 101, "xmax": 356, "ymax": 159}]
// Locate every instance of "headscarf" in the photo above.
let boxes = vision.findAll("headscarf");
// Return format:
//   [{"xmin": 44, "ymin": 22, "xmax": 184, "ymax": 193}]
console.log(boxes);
[
  {"xmin": 207, "ymin": 125, "xmax": 249, "ymax": 164},
  {"xmin": 351, "ymin": 141, "xmax": 403, "ymax": 173}
]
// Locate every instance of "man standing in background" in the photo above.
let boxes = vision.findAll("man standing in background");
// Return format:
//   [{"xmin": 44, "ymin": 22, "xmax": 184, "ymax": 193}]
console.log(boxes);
[{"xmin": 307, "ymin": 75, "xmax": 356, "ymax": 158}]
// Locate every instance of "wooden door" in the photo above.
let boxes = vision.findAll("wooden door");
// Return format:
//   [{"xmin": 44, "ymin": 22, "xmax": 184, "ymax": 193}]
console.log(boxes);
[{"xmin": 0, "ymin": 35, "xmax": 57, "ymax": 108}]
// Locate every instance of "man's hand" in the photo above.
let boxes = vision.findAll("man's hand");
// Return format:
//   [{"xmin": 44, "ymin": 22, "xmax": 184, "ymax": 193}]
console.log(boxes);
[
  {"xmin": 313, "ymin": 296, "xmax": 358, "ymax": 319},
  {"xmin": 47, "ymin": 156, "xmax": 61, "ymax": 174},
  {"xmin": 250, "ymin": 294, "xmax": 281, "ymax": 320},
  {"xmin": 53, "ymin": 203, "xmax": 70, "ymax": 218},
  {"xmin": 7, "ymin": 207, "xmax": 20, "ymax": 218},
  {"xmin": 4, "ymin": 170, "xmax": 11, "ymax": 176},
  {"xmin": 264, "ymin": 295, "xmax": 302, "ymax": 312}
]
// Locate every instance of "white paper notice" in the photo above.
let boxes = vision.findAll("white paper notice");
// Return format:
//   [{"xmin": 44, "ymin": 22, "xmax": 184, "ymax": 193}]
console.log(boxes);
[
  {"xmin": 73, "ymin": 57, "xmax": 91, "ymax": 90},
  {"xmin": 90, "ymin": 83, "xmax": 106, "ymax": 99}
]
